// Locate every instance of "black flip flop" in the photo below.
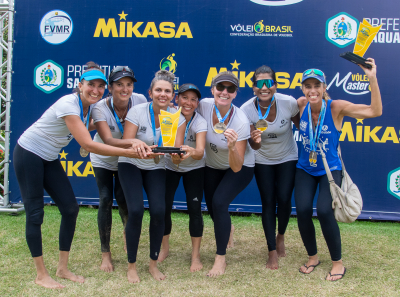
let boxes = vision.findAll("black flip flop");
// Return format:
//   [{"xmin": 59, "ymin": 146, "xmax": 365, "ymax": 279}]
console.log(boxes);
[
  {"xmin": 299, "ymin": 261, "xmax": 321, "ymax": 274},
  {"xmin": 326, "ymin": 267, "xmax": 346, "ymax": 281}
]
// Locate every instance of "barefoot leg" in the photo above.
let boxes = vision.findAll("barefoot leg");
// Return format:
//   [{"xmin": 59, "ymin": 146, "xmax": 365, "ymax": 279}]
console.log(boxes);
[
  {"xmin": 127, "ymin": 263, "xmax": 140, "ymax": 283},
  {"xmin": 158, "ymin": 235, "xmax": 170, "ymax": 263},
  {"xmin": 276, "ymin": 233, "xmax": 286, "ymax": 257},
  {"xmin": 326, "ymin": 260, "xmax": 346, "ymax": 281},
  {"xmin": 149, "ymin": 259, "xmax": 166, "ymax": 281},
  {"xmin": 299, "ymin": 254, "xmax": 320, "ymax": 274},
  {"xmin": 266, "ymin": 250, "xmax": 279, "ymax": 270},
  {"xmin": 206, "ymin": 255, "xmax": 227, "ymax": 277},
  {"xmin": 227, "ymin": 224, "xmax": 235, "ymax": 249},
  {"xmin": 100, "ymin": 252, "xmax": 114, "ymax": 272},
  {"xmin": 33, "ymin": 256, "xmax": 65, "ymax": 289},
  {"xmin": 56, "ymin": 251, "xmax": 85, "ymax": 283},
  {"xmin": 123, "ymin": 230, "xmax": 127, "ymax": 254},
  {"xmin": 190, "ymin": 237, "xmax": 203, "ymax": 272}
]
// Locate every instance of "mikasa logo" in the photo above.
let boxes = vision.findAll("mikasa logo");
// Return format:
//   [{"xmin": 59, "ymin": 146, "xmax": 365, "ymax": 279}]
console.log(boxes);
[{"xmin": 249, "ymin": 0, "xmax": 303, "ymax": 6}]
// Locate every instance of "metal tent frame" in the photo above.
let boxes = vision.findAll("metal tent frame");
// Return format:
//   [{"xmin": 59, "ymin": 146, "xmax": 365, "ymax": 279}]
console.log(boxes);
[{"xmin": 0, "ymin": 0, "xmax": 23, "ymax": 213}]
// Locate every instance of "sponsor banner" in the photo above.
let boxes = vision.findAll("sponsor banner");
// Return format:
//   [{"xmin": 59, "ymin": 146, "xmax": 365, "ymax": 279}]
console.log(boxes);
[{"xmin": 9, "ymin": 0, "xmax": 400, "ymax": 221}]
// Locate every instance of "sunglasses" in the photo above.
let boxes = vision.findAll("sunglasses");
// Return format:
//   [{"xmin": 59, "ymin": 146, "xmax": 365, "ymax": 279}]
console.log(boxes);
[
  {"xmin": 255, "ymin": 79, "xmax": 275, "ymax": 89},
  {"xmin": 215, "ymin": 83, "xmax": 237, "ymax": 94},
  {"xmin": 303, "ymin": 69, "xmax": 325, "ymax": 77},
  {"xmin": 109, "ymin": 66, "xmax": 134, "ymax": 79}
]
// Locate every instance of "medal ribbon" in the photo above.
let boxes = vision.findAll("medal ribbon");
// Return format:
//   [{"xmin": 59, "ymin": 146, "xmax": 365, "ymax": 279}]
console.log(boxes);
[
  {"xmin": 308, "ymin": 100, "xmax": 327, "ymax": 153},
  {"xmin": 214, "ymin": 104, "xmax": 232, "ymax": 124},
  {"xmin": 184, "ymin": 114, "xmax": 194, "ymax": 143},
  {"xmin": 111, "ymin": 97, "xmax": 132, "ymax": 135},
  {"xmin": 257, "ymin": 95, "xmax": 275, "ymax": 121},
  {"xmin": 149, "ymin": 103, "xmax": 170, "ymax": 147},
  {"xmin": 78, "ymin": 95, "xmax": 91, "ymax": 130}
]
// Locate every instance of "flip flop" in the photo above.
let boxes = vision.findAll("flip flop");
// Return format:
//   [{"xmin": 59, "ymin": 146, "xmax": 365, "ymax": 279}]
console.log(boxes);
[
  {"xmin": 326, "ymin": 267, "xmax": 346, "ymax": 281},
  {"xmin": 299, "ymin": 261, "xmax": 321, "ymax": 274}
]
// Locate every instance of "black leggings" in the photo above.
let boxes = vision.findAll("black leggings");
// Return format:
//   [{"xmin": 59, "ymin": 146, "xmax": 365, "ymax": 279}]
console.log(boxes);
[
  {"xmin": 118, "ymin": 163, "xmax": 166, "ymax": 263},
  {"xmin": 13, "ymin": 143, "xmax": 79, "ymax": 258},
  {"xmin": 164, "ymin": 168, "xmax": 204, "ymax": 237},
  {"xmin": 254, "ymin": 161, "xmax": 296, "ymax": 251},
  {"xmin": 294, "ymin": 168, "xmax": 342, "ymax": 261},
  {"xmin": 93, "ymin": 167, "xmax": 128, "ymax": 253},
  {"xmin": 204, "ymin": 166, "xmax": 254, "ymax": 256}
]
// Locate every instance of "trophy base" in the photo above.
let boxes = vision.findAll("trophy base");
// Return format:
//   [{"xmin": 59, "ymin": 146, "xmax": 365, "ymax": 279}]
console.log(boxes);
[
  {"xmin": 152, "ymin": 147, "xmax": 186, "ymax": 154},
  {"xmin": 339, "ymin": 52, "xmax": 372, "ymax": 69}
]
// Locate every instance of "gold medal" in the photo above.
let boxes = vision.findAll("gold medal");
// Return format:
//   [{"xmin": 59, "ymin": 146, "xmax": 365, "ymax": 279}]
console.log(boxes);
[
  {"xmin": 80, "ymin": 147, "xmax": 89, "ymax": 158},
  {"xmin": 309, "ymin": 151, "xmax": 317, "ymax": 165},
  {"xmin": 255, "ymin": 119, "xmax": 268, "ymax": 132},
  {"xmin": 214, "ymin": 122, "xmax": 227, "ymax": 134},
  {"xmin": 154, "ymin": 155, "xmax": 160, "ymax": 164}
]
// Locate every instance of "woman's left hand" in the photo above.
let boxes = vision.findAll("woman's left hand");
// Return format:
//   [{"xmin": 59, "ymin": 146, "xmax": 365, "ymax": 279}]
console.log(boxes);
[
  {"xmin": 224, "ymin": 128, "xmax": 238, "ymax": 149},
  {"xmin": 359, "ymin": 58, "xmax": 377, "ymax": 79},
  {"xmin": 179, "ymin": 145, "xmax": 194, "ymax": 161}
]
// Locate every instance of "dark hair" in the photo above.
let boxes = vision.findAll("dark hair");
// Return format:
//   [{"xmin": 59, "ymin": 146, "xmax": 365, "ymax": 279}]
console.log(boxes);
[
  {"xmin": 251, "ymin": 65, "xmax": 276, "ymax": 86},
  {"xmin": 73, "ymin": 61, "xmax": 104, "ymax": 94},
  {"xmin": 149, "ymin": 70, "xmax": 175, "ymax": 92}
]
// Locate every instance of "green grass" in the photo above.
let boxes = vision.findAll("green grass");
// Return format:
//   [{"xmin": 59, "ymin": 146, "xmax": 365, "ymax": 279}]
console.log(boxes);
[{"xmin": 0, "ymin": 206, "xmax": 399, "ymax": 296}]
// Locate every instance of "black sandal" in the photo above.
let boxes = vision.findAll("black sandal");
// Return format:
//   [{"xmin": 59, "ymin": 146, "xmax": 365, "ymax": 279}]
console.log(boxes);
[
  {"xmin": 299, "ymin": 261, "xmax": 321, "ymax": 274},
  {"xmin": 326, "ymin": 267, "xmax": 346, "ymax": 281}
]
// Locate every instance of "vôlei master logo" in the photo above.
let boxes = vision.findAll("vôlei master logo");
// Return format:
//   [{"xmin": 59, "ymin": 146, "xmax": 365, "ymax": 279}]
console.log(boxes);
[
  {"xmin": 326, "ymin": 12, "xmax": 359, "ymax": 48},
  {"xmin": 40, "ymin": 10, "xmax": 73, "ymax": 45},
  {"xmin": 34, "ymin": 60, "xmax": 64, "ymax": 93},
  {"xmin": 250, "ymin": 0, "xmax": 303, "ymax": 6}
]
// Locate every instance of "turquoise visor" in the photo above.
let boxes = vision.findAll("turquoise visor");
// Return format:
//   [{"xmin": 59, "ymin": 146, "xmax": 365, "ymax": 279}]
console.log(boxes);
[{"xmin": 79, "ymin": 70, "xmax": 107, "ymax": 84}]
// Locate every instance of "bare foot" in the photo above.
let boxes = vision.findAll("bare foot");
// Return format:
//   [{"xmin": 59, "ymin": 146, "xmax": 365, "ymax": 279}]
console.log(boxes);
[
  {"xmin": 207, "ymin": 255, "xmax": 226, "ymax": 277},
  {"xmin": 326, "ymin": 260, "xmax": 346, "ymax": 281},
  {"xmin": 56, "ymin": 268, "xmax": 85, "ymax": 283},
  {"xmin": 123, "ymin": 230, "xmax": 127, "ymax": 254},
  {"xmin": 190, "ymin": 256, "xmax": 203, "ymax": 272},
  {"xmin": 266, "ymin": 250, "xmax": 279, "ymax": 270},
  {"xmin": 100, "ymin": 252, "xmax": 114, "ymax": 272},
  {"xmin": 35, "ymin": 274, "xmax": 65, "ymax": 289},
  {"xmin": 276, "ymin": 234, "xmax": 286, "ymax": 257},
  {"xmin": 227, "ymin": 224, "xmax": 235, "ymax": 249},
  {"xmin": 158, "ymin": 235, "xmax": 170, "ymax": 263},
  {"xmin": 299, "ymin": 255, "xmax": 320, "ymax": 274},
  {"xmin": 149, "ymin": 260, "xmax": 166, "ymax": 281},
  {"xmin": 127, "ymin": 263, "xmax": 140, "ymax": 283}
]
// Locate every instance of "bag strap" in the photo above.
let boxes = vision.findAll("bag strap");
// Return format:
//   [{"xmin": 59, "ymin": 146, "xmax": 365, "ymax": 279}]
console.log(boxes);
[
  {"xmin": 337, "ymin": 144, "xmax": 346, "ymax": 176},
  {"xmin": 319, "ymin": 144, "xmax": 335, "ymax": 183}
]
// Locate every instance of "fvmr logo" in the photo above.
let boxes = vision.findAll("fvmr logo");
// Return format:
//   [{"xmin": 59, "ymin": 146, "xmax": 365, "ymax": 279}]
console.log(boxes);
[
  {"xmin": 387, "ymin": 167, "xmax": 400, "ymax": 200},
  {"xmin": 326, "ymin": 12, "xmax": 359, "ymax": 48},
  {"xmin": 40, "ymin": 10, "xmax": 73, "ymax": 45},
  {"xmin": 34, "ymin": 60, "xmax": 64, "ymax": 94}
]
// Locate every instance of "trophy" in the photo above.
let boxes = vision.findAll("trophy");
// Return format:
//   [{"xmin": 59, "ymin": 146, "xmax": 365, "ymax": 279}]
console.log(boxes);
[
  {"xmin": 340, "ymin": 19, "xmax": 382, "ymax": 69},
  {"xmin": 152, "ymin": 107, "xmax": 185, "ymax": 154}
]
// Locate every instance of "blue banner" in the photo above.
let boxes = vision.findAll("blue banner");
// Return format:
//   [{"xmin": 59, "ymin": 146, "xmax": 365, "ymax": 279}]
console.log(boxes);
[{"xmin": 9, "ymin": 0, "xmax": 400, "ymax": 220}]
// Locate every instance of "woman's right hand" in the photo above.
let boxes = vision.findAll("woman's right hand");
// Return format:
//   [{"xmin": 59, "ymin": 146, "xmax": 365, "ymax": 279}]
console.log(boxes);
[
  {"xmin": 250, "ymin": 129, "xmax": 262, "ymax": 144},
  {"xmin": 131, "ymin": 139, "xmax": 153, "ymax": 158}
]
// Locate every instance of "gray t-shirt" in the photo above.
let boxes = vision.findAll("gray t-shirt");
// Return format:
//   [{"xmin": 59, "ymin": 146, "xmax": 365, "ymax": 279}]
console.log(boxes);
[
  {"xmin": 240, "ymin": 93, "xmax": 299, "ymax": 165},
  {"xmin": 90, "ymin": 93, "xmax": 147, "ymax": 171},
  {"xmin": 118, "ymin": 102, "xmax": 186, "ymax": 170},
  {"xmin": 197, "ymin": 98, "xmax": 255, "ymax": 170},
  {"xmin": 18, "ymin": 94, "xmax": 89, "ymax": 161},
  {"xmin": 165, "ymin": 112, "xmax": 208, "ymax": 172}
]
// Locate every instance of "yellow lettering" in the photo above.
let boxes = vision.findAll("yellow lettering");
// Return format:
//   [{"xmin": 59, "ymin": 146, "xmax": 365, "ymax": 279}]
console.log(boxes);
[
  {"xmin": 175, "ymin": 22, "xmax": 193, "ymax": 38},
  {"xmin": 356, "ymin": 125, "xmax": 363, "ymax": 142},
  {"xmin": 205, "ymin": 67, "xmax": 228, "ymax": 86},
  {"xmin": 265, "ymin": 26, "xmax": 270, "ymax": 32},
  {"xmin": 119, "ymin": 22, "xmax": 125, "ymax": 37},
  {"xmin": 93, "ymin": 19, "xmax": 118, "ymax": 37},
  {"xmin": 290, "ymin": 73, "xmax": 303, "ymax": 89},
  {"xmin": 67, "ymin": 161, "xmax": 83, "ymax": 177},
  {"xmin": 364, "ymin": 126, "xmax": 382, "ymax": 142},
  {"xmin": 271, "ymin": 26, "xmax": 276, "ymax": 32},
  {"xmin": 240, "ymin": 71, "xmax": 254, "ymax": 88},
  {"xmin": 276, "ymin": 72, "xmax": 290, "ymax": 89},
  {"xmin": 339, "ymin": 122, "xmax": 355, "ymax": 142},
  {"xmin": 159, "ymin": 22, "xmax": 175, "ymax": 38},
  {"xmin": 276, "ymin": 26, "xmax": 281, "ymax": 32},
  {"xmin": 82, "ymin": 162, "xmax": 95, "ymax": 177},
  {"xmin": 232, "ymin": 71, "xmax": 238, "ymax": 78},
  {"xmin": 142, "ymin": 22, "xmax": 159, "ymax": 38},
  {"xmin": 289, "ymin": 26, "xmax": 293, "ymax": 33},
  {"xmin": 380, "ymin": 127, "xmax": 399, "ymax": 143},
  {"xmin": 127, "ymin": 22, "xmax": 143, "ymax": 37},
  {"xmin": 60, "ymin": 161, "xmax": 66, "ymax": 172}
]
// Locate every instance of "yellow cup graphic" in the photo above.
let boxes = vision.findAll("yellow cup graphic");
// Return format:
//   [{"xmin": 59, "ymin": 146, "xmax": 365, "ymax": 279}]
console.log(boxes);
[
  {"xmin": 353, "ymin": 19, "xmax": 382, "ymax": 57},
  {"xmin": 159, "ymin": 107, "xmax": 181, "ymax": 147}
]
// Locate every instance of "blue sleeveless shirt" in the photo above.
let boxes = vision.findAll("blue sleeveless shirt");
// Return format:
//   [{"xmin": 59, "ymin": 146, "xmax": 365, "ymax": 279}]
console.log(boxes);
[{"xmin": 296, "ymin": 100, "xmax": 342, "ymax": 176}]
